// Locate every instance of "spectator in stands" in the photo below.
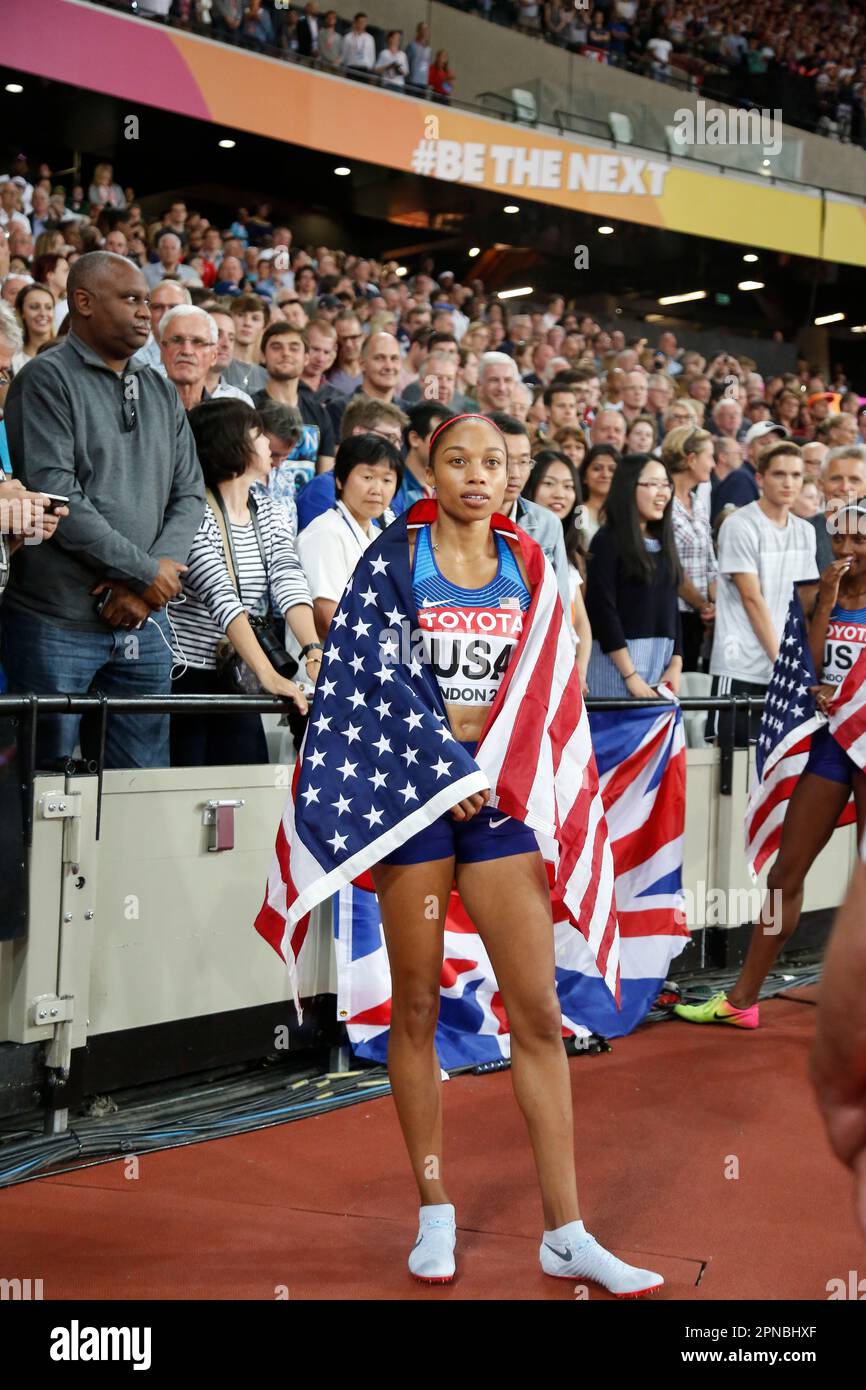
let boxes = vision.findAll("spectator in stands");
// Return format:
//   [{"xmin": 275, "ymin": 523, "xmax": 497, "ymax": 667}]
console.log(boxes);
[
  {"xmin": 707, "ymin": 441, "xmax": 818, "ymax": 747},
  {"xmin": 711, "ymin": 434, "xmax": 743, "ymax": 495},
  {"xmin": 342, "ymin": 12, "xmax": 376, "ymax": 72},
  {"xmin": 589, "ymin": 406, "xmax": 627, "ymax": 452},
  {"xmin": 297, "ymin": 395, "xmax": 407, "ymax": 528},
  {"xmin": 553, "ymin": 425, "xmax": 586, "ymax": 469},
  {"xmin": 252, "ymin": 322, "xmax": 336, "ymax": 472},
  {"xmin": 358, "ymin": 331, "xmax": 401, "ymax": 403},
  {"xmin": 131, "ymin": 280, "xmax": 190, "ymax": 369},
  {"xmin": 10, "ymin": 282, "xmax": 54, "ymax": 375},
  {"xmin": 793, "ymin": 479, "xmax": 822, "ymax": 520},
  {"xmin": 809, "ymin": 445, "xmax": 866, "ymax": 572},
  {"xmin": 170, "ymin": 399, "xmax": 314, "ymax": 767},
  {"xmin": 397, "ymin": 400, "xmax": 456, "ymax": 512},
  {"xmin": 711, "ymin": 419, "xmax": 788, "ymax": 521},
  {"xmin": 159, "ymin": 305, "xmax": 219, "ymax": 411},
  {"xmin": 318, "ymin": 9, "xmax": 344, "ymax": 65},
  {"xmin": 827, "ymin": 412, "xmax": 860, "ymax": 449},
  {"xmin": 544, "ymin": 382, "xmax": 580, "ymax": 432},
  {"xmin": 203, "ymin": 309, "xmax": 254, "ymax": 403},
  {"xmin": 31, "ymin": 253, "xmax": 69, "ymax": 330},
  {"xmin": 801, "ymin": 440, "xmax": 829, "ymax": 481},
  {"xmin": 253, "ymin": 397, "xmax": 303, "ymax": 533},
  {"xmin": 544, "ymin": 2, "xmax": 571, "ymax": 46},
  {"xmin": 578, "ymin": 442, "xmax": 619, "ymax": 544},
  {"xmin": 296, "ymin": 1, "xmax": 321, "ymax": 56},
  {"xmin": 224, "ymin": 293, "xmax": 268, "ymax": 395},
  {"xmin": 487, "ymin": 412, "xmax": 572, "ymax": 617},
  {"xmin": 301, "ymin": 316, "xmax": 340, "ymax": 405},
  {"xmin": 143, "ymin": 231, "xmax": 201, "ymax": 291},
  {"xmin": 0, "ymin": 251, "xmax": 205, "ymax": 769},
  {"xmin": 428, "ymin": 50, "xmax": 455, "ymax": 101},
  {"xmin": 773, "ymin": 387, "xmax": 802, "ymax": 433},
  {"xmin": 584, "ymin": 454, "xmax": 683, "ymax": 698},
  {"xmin": 406, "ymin": 21, "xmax": 431, "ymax": 89},
  {"xmin": 626, "ymin": 414, "xmax": 657, "ymax": 455},
  {"xmin": 297, "ymin": 433, "xmax": 402, "ymax": 638},
  {"xmin": 711, "ymin": 396, "xmax": 750, "ymax": 444},
  {"xmin": 328, "ymin": 310, "xmax": 364, "ymax": 394},
  {"xmin": 0, "ymin": 183, "xmax": 28, "ymax": 235},
  {"xmin": 407, "ymin": 350, "xmax": 460, "ymax": 409},
  {"xmin": 664, "ymin": 426, "xmax": 718, "ymax": 672},
  {"xmin": 523, "ymin": 449, "xmax": 592, "ymax": 684},
  {"xmin": 87, "ymin": 163, "xmax": 126, "ymax": 211},
  {"xmin": 475, "ymin": 352, "xmax": 518, "ymax": 415},
  {"xmin": 518, "ymin": 0, "xmax": 543, "ymax": 32},
  {"xmin": 619, "ymin": 369, "xmax": 649, "ymax": 426},
  {"xmin": 376, "ymin": 31, "xmax": 409, "ymax": 87},
  {"xmin": 0, "ymin": 301, "xmax": 68, "ymax": 602},
  {"xmin": 646, "ymin": 371, "xmax": 674, "ymax": 438}
]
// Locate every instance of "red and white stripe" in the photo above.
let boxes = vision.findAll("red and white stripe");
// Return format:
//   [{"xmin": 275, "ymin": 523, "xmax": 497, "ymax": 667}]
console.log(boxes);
[
  {"xmin": 830, "ymin": 648, "xmax": 866, "ymax": 770},
  {"xmin": 476, "ymin": 526, "xmax": 620, "ymax": 1001}
]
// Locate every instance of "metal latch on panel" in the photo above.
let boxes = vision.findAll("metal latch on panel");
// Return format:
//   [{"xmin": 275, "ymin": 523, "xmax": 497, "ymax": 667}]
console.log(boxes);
[
  {"xmin": 29, "ymin": 994, "xmax": 74, "ymax": 1028},
  {"xmin": 202, "ymin": 799, "xmax": 245, "ymax": 852},
  {"xmin": 39, "ymin": 791, "xmax": 83, "ymax": 865}
]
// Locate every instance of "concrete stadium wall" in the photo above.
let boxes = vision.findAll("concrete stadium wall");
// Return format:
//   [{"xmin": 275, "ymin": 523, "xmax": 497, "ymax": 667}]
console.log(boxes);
[{"xmin": 367, "ymin": 0, "xmax": 866, "ymax": 197}]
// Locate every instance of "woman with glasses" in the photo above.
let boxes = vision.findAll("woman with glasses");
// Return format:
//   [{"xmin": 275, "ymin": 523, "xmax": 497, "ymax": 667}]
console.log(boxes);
[
  {"xmin": 662, "ymin": 426, "xmax": 718, "ymax": 672},
  {"xmin": 584, "ymin": 454, "xmax": 683, "ymax": 699}
]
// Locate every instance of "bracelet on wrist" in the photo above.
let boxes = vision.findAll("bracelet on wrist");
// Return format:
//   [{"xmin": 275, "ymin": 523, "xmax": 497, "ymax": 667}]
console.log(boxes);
[
  {"xmin": 623, "ymin": 670, "xmax": 637, "ymax": 681},
  {"xmin": 300, "ymin": 642, "xmax": 324, "ymax": 659}
]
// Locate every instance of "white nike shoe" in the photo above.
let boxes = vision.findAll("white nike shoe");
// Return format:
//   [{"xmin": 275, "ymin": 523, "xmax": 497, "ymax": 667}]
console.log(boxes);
[
  {"xmin": 408, "ymin": 1204, "xmax": 456, "ymax": 1284},
  {"xmin": 540, "ymin": 1228, "xmax": 663, "ymax": 1298}
]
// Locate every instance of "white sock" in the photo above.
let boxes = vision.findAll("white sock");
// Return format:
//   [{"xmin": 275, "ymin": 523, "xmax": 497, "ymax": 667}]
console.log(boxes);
[{"xmin": 540, "ymin": 1219, "xmax": 663, "ymax": 1296}]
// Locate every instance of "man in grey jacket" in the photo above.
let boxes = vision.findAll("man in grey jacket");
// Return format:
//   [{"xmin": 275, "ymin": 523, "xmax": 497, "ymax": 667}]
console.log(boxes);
[{"xmin": 1, "ymin": 251, "xmax": 205, "ymax": 768}]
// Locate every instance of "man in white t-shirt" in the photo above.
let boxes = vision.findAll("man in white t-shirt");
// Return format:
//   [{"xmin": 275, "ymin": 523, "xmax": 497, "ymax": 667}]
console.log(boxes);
[{"xmin": 708, "ymin": 441, "xmax": 818, "ymax": 745}]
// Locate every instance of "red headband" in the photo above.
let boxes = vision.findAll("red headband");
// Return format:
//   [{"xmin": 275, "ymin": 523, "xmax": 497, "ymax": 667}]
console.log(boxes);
[{"xmin": 428, "ymin": 412, "xmax": 506, "ymax": 460}]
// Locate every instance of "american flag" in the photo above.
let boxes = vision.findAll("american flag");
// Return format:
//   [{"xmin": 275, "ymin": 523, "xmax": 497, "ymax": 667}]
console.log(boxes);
[
  {"xmin": 255, "ymin": 499, "xmax": 619, "ymax": 1019},
  {"xmin": 746, "ymin": 592, "xmax": 856, "ymax": 878}
]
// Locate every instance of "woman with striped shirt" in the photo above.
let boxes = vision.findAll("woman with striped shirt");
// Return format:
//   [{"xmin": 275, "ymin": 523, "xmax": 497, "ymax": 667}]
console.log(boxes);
[{"xmin": 170, "ymin": 399, "xmax": 319, "ymax": 766}]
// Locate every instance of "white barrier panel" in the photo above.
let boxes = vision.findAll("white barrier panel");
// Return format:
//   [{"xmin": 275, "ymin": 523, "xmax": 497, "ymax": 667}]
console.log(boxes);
[{"xmin": 0, "ymin": 750, "xmax": 856, "ymax": 1049}]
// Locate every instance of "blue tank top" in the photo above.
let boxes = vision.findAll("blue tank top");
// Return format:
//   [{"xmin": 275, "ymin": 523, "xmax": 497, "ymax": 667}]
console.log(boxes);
[
  {"xmin": 412, "ymin": 522, "xmax": 531, "ymax": 707},
  {"xmin": 823, "ymin": 600, "xmax": 866, "ymax": 687}
]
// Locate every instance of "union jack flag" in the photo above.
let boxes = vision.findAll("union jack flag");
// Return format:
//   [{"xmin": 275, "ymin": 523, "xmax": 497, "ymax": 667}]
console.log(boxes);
[
  {"xmin": 334, "ymin": 703, "xmax": 688, "ymax": 1066},
  {"xmin": 255, "ymin": 499, "xmax": 619, "ymax": 1020},
  {"xmin": 746, "ymin": 593, "xmax": 857, "ymax": 878}
]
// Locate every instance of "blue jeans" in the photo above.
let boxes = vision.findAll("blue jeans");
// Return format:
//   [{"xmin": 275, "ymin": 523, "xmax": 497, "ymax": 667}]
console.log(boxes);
[{"xmin": 1, "ymin": 607, "xmax": 173, "ymax": 769}]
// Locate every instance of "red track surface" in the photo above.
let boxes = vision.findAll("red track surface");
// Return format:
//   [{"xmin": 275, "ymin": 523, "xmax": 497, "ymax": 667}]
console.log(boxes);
[{"xmin": 2, "ymin": 991, "xmax": 862, "ymax": 1300}]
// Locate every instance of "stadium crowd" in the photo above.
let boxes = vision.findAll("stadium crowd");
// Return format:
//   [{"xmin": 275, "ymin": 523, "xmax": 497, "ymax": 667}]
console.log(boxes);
[
  {"xmin": 116, "ymin": 0, "xmax": 866, "ymax": 142},
  {"xmin": 1, "ymin": 154, "xmax": 865, "ymax": 770}
]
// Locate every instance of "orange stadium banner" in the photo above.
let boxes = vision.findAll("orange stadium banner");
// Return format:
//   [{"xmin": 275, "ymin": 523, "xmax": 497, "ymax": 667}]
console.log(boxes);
[{"xmin": 6, "ymin": 0, "xmax": 865, "ymax": 266}]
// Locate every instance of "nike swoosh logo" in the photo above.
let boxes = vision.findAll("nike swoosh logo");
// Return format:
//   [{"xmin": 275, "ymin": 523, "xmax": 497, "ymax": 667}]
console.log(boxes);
[
  {"xmin": 489, "ymin": 815, "xmax": 509, "ymax": 828},
  {"xmin": 543, "ymin": 1242, "xmax": 573, "ymax": 1261}
]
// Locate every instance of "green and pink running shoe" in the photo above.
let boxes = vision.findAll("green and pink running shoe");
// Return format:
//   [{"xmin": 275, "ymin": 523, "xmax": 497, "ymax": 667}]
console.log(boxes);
[{"xmin": 673, "ymin": 991, "xmax": 759, "ymax": 1029}]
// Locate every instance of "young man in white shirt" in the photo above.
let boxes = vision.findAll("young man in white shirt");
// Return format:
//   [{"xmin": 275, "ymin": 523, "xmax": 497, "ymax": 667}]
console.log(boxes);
[
  {"xmin": 342, "ymin": 12, "xmax": 376, "ymax": 72},
  {"xmin": 707, "ymin": 441, "xmax": 819, "ymax": 746}
]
